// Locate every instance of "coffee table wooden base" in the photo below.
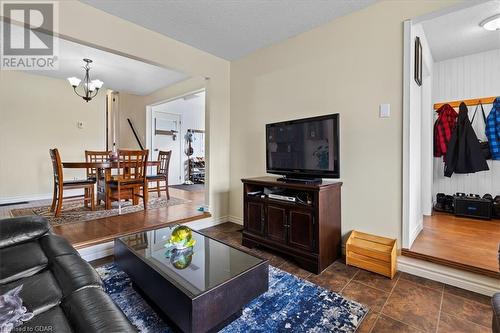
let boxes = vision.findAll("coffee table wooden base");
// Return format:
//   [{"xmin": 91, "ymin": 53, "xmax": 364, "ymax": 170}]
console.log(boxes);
[
  {"xmin": 131, "ymin": 282, "xmax": 244, "ymax": 333},
  {"xmin": 115, "ymin": 239, "xmax": 268, "ymax": 333}
]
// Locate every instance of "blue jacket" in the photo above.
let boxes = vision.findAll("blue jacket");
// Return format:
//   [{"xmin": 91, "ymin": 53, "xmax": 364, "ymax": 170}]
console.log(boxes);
[{"xmin": 485, "ymin": 97, "xmax": 500, "ymax": 160}]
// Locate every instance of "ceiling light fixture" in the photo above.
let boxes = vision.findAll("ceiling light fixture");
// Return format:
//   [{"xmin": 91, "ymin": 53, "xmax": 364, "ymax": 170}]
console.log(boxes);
[
  {"xmin": 67, "ymin": 58, "xmax": 104, "ymax": 102},
  {"xmin": 480, "ymin": 13, "xmax": 500, "ymax": 31}
]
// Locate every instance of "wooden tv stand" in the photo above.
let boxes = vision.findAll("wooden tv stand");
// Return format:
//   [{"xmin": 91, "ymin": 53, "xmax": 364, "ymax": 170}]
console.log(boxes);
[{"xmin": 241, "ymin": 176, "xmax": 342, "ymax": 274}]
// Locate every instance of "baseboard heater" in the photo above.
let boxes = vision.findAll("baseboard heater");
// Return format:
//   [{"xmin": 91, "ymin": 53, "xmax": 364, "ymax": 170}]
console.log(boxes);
[{"xmin": 0, "ymin": 201, "xmax": 28, "ymax": 207}]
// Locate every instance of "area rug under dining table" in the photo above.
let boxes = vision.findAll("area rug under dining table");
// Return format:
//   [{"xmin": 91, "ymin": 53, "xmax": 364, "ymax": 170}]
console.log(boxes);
[
  {"xmin": 96, "ymin": 263, "xmax": 368, "ymax": 333},
  {"xmin": 10, "ymin": 195, "xmax": 189, "ymax": 226}
]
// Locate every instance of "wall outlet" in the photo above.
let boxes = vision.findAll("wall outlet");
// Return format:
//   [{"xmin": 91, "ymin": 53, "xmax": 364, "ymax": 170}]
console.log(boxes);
[
  {"xmin": 77, "ymin": 121, "xmax": 84, "ymax": 129},
  {"xmin": 379, "ymin": 104, "xmax": 390, "ymax": 118}
]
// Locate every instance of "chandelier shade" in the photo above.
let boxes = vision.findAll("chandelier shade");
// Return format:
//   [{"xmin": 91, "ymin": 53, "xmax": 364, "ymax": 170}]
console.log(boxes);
[
  {"xmin": 67, "ymin": 77, "xmax": 81, "ymax": 87},
  {"xmin": 67, "ymin": 59, "xmax": 104, "ymax": 102}
]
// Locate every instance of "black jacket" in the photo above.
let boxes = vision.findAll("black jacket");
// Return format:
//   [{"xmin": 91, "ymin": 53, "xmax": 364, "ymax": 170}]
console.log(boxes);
[{"xmin": 444, "ymin": 102, "xmax": 489, "ymax": 177}]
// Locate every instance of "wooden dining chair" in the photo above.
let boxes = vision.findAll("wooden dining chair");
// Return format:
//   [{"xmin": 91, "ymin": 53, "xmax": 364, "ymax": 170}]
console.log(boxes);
[
  {"xmin": 106, "ymin": 149, "xmax": 149, "ymax": 210},
  {"xmin": 49, "ymin": 148, "xmax": 96, "ymax": 217},
  {"xmin": 85, "ymin": 150, "xmax": 111, "ymax": 205},
  {"xmin": 85, "ymin": 150, "xmax": 111, "ymax": 180},
  {"xmin": 147, "ymin": 150, "xmax": 172, "ymax": 200}
]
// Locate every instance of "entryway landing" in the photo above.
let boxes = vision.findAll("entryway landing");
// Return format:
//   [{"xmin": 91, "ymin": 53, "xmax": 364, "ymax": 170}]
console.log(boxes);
[{"xmin": 402, "ymin": 212, "xmax": 500, "ymax": 279}]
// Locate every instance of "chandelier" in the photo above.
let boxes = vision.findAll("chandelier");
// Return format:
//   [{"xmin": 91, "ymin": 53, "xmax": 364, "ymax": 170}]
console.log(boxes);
[{"xmin": 67, "ymin": 58, "xmax": 104, "ymax": 102}]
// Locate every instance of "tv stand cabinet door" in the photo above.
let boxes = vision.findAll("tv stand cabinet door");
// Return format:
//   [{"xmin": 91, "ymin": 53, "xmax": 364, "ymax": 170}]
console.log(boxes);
[
  {"xmin": 288, "ymin": 210, "xmax": 315, "ymax": 252},
  {"xmin": 266, "ymin": 205, "xmax": 287, "ymax": 244},
  {"xmin": 245, "ymin": 201, "xmax": 265, "ymax": 235}
]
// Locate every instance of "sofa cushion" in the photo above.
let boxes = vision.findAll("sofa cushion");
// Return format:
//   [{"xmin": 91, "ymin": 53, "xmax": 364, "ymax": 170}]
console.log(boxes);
[
  {"xmin": 62, "ymin": 287, "xmax": 137, "ymax": 333},
  {"xmin": 0, "ymin": 242, "xmax": 48, "ymax": 284},
  {"xmin": 0, "ymin": 270, "xmax": 62, "ymax": 316},
  {"xmin": 51, "ymin": 254, "xmax": 102, "ymax": 297},
  {"xmin": 17, "ymin": 306, "xmax": 73, "ymax": 333},
  {"xmin": 39, "ymin": 234, "xmax": 79, "ymax": 259},
  {"xmin": 0, "ymin": 216, "xmax": 49, "ymax": 249}
]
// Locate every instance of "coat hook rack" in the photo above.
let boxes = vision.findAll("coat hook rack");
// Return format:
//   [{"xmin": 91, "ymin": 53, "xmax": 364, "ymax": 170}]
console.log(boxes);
[{"xmin": 434, "ymin": 96, "xmax": 497, "ymax": 110}]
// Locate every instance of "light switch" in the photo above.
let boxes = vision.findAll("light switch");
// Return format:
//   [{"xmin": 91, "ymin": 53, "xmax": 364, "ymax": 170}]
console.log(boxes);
[
  {"xmin": 379, "ymin": 104, "xmax": 390, "ymax": 118},
  {"xmin": 77, "ymin": 121, "xmax": 84, "ymax": 129}
]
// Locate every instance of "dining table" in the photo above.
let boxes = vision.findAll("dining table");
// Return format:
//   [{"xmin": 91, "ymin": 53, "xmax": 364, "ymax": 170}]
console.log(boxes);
[{"xmin": 62, "ymin": 160, "xmax": 160, "ymax": 210}]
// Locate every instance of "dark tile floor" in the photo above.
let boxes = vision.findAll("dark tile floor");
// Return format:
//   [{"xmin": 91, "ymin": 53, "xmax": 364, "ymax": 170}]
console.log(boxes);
[{"xmin": 201, "ymin": 222, "xmax": 493, "ymax": 333}]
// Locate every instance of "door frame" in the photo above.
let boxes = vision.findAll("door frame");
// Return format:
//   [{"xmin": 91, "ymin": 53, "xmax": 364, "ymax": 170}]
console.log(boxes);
[
  {"xmin": 401, "ymin": 1, "xmax": 484, "ymax": 249},
  {"xmin": 145, "ymin": 87, "xmax": 209, "ymax": 208},
  {"xmin": 402, "ymin": 19, "xmax": 412, "ymax": 249}
]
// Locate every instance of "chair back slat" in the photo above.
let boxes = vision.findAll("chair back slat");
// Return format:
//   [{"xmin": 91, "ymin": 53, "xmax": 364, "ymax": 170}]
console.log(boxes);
[
  {"xmin": 85, "ymin": 150, "xmax": 111, "ymax": 179},
  {"xmin": 49, "ymin": 148, "xmax": 63, "ymax": 184},
  {"xmin": 157, "ymin": 150, "xmax": 172, "ymax": 176},
  {"xmin": 117, "ymin": 149, "xmax": 148, "ymax": 180}
]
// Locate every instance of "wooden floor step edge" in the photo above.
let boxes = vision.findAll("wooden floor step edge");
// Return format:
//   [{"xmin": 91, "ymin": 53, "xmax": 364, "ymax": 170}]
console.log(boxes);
[{"xmin": 401, "ymin": 248, "xmax": 500, "ymax": 279}]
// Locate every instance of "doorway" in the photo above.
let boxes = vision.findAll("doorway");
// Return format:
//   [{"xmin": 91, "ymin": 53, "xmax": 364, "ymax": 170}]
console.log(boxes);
[
  {"xmin": 147, "ymin": 89, "xmax": 207, "ymax": 198},
  {"xmin": 402, "ymin": 1, "xmax": 500, "ymax": 280}
]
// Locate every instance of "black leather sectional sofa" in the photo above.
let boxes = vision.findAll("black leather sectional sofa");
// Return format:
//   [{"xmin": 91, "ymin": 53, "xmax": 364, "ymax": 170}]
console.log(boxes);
[{"xmin": 0, "ymin": 216, "xmax": 136, "ymax": 332}]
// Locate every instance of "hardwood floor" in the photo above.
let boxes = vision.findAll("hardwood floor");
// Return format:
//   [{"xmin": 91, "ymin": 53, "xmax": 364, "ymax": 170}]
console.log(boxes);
[
  {"xmin": 402, "ymin": 212, "xmax": 500, "ymax": 279},
  {"xmin": 1, "ymin": 187, "xmax": 209, "ymax": 249}
]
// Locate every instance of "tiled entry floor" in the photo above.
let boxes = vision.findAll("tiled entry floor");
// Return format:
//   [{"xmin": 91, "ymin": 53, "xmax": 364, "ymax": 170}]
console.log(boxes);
[{"xmin": 202, "ymin": 222, "xmax": 493, "ymax": 333}]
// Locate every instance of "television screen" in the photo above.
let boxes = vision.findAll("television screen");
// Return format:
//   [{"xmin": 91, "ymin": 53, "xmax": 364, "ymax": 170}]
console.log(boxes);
[{"xmin": 266, "ymin": 114, "xmax": 339, "ymax": 179}]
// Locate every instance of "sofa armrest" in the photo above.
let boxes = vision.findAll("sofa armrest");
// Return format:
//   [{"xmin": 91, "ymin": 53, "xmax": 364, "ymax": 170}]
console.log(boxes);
[
  {"xmin": 493, "ymin": 293, "xmax": 500, "ymax": 333},
  {"xmin": 62, "ymin": 287, "xmax": 137, "ymax": 332},
  {"xmin": 0, "ymin": 216, "xmax": 50, "ymax": 249}
]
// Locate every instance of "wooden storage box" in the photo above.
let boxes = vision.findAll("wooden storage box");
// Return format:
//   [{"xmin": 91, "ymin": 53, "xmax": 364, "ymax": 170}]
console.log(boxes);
[{"xmin": 346, "ymin": 231, "xmax": 397, "ymax": 279}]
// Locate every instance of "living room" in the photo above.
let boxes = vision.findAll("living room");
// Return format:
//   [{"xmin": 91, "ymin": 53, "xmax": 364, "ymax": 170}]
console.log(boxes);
[{"xmin": 0, "ymin": 1, "xmax": 498, "ymax": 333}]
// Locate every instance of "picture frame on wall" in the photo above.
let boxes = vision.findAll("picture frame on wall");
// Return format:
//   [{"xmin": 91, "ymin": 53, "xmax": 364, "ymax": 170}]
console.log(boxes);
[{"xmin": 414, "ymin": 36, "xmax": 422, "ymax": 86}]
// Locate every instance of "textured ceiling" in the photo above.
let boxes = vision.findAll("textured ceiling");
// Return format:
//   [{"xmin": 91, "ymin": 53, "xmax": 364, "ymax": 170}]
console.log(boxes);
[
  {"xmin": 80, "ymin": 0, "xmax": 377, "ymax": 60},
  {"xmin": 422, "ymin": 0, "xmax": 500, "ymax": 62}
]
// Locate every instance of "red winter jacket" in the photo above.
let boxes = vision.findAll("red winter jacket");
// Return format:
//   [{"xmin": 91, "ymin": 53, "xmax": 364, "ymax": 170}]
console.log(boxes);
[{"xmin": 434, "ymin": 104, "xmax": 458, "ymax": 157}]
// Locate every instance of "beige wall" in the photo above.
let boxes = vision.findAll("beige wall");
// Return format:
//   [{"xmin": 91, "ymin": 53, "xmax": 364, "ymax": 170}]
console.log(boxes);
[
  {"xmin": 145, "ymin": 77, "xmax": 206, "ymax": 105},
  {"xmin": 229, "ymin": 0, "xmax": 457, "ymax": 244},
  {"xmin": 119, "ymin": 77, "xmax": 206, "ymax": 151},
  {"xmin": 118, "ymin": 92, "xmax": 146, "ymax": 149},
  {"xmin": 0, "ymin": 71, "xmax": 106, "ymax": 199},
  {"xmin": 1, "ymin": 1, "xmax": 230, "ymax": 218}
]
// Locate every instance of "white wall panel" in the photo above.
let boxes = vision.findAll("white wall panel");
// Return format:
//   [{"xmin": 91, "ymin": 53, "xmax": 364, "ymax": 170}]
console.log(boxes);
[{"xmin": 432, "ymin": 49, "xmax": 500, "ymax": 199}]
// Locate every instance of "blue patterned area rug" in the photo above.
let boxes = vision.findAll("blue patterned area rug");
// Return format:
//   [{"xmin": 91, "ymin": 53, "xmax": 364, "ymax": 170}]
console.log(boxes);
[{"xmin": 96, "ymin": 264, "xmax": 368, "ymax": 332}]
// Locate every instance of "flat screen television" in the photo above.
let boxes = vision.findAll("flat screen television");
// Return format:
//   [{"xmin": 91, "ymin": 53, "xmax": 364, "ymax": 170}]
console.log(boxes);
[{"xmin": 266, "ymin": 114, "xmax": 340, "ymax": 181}]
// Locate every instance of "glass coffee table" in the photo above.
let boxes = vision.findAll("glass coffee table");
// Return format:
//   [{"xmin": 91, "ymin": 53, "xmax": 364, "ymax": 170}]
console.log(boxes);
[{"xmin": 115, "ymin": 225, "xmax": 269, "ymax": 333}]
